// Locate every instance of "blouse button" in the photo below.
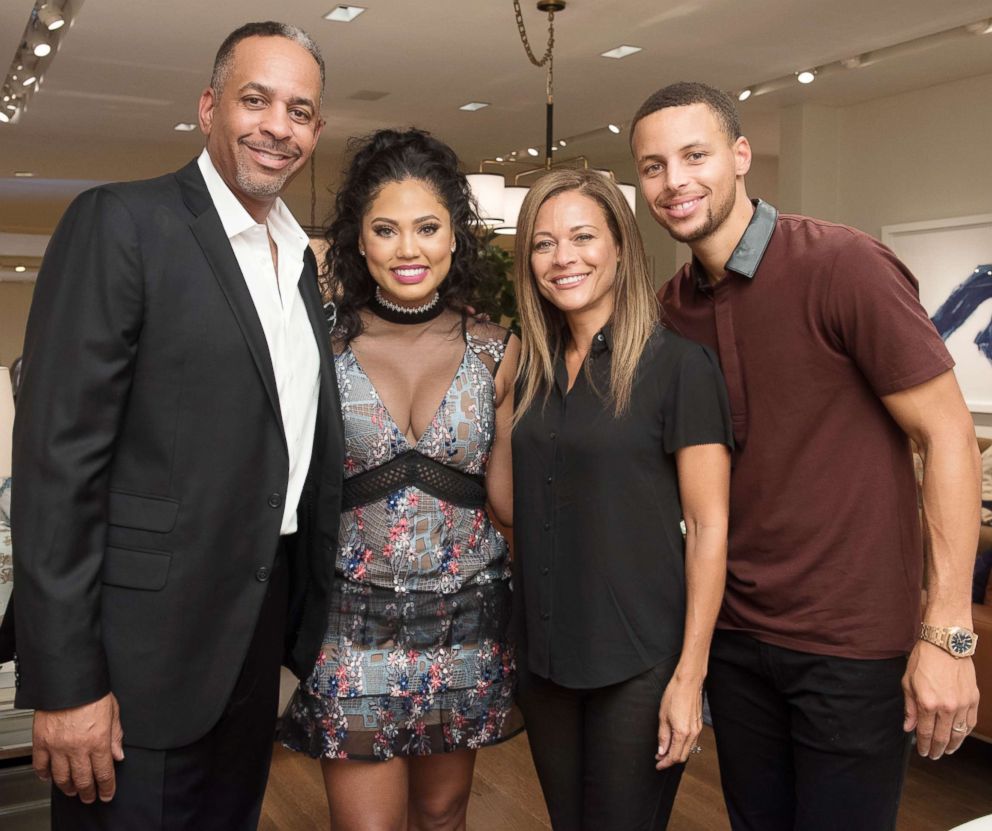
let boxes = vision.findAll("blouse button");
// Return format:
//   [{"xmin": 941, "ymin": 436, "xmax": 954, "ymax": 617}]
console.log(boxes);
[
  {"xmin": 543, "ymin": 521, "xmax": 550, "ymax": 531},
  {"xmin": 549, "ymin": 431, "xmax": 557, "ymax": 440},
  {"xmin": 546, "ymin": 475, "xmax": 553, "ymax": 485}
]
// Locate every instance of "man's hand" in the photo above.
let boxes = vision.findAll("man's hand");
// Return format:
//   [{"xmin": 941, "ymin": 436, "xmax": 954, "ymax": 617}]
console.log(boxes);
[
  {"xmin": 902, "ymin": 641, "xmax": 979, "ymax": 759},
  {"xmin": 32, "ymin": 692, "xmax": 125, "ymax": 803}
]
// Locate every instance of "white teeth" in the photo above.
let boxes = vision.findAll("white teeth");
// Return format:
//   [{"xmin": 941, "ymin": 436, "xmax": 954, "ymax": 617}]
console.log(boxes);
[
  {"xmin": 667, "ymin": 198, "xmax": 700, "ymax": 216},
  {"xmin": 553, "ymin": 274, "xmax": 585, "ymax": 286},
  {"xmin": 395, "ymin": 267, "xmax": 426, "ymax": 276}
]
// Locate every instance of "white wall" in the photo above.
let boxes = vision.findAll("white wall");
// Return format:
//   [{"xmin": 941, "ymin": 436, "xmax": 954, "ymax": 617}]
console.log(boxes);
[{"xmin": 776, "ymin": 71, "xmax": 992, "ymax": 433}]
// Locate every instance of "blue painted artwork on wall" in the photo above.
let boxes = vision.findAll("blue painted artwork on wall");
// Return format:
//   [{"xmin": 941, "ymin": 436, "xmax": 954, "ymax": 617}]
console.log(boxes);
[
  {"xmin": 931, "ymin": 265, "xmax": 992, "ymax": 364},
  {"xmin": 882, "ymin": 215, "xmax": 992, "ymax": 413}
]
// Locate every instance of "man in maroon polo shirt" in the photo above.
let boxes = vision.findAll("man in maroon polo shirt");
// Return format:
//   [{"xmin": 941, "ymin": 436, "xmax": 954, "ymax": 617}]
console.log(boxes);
[{"xmin": 630, "ymin": 81, "xmax": 981, "ymax": 831}]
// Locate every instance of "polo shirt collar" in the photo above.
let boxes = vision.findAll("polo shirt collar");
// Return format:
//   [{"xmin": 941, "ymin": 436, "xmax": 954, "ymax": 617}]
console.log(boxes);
[
  {"xmin": 691, "ymin": 198, "xmax": 778, "ymax": 289},
  {"xmin": 726, "ymin": 198, "xmax": 778, "ymax": 278}
]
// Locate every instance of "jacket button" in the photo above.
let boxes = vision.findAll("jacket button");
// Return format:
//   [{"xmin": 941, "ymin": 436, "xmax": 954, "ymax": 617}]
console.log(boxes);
[
  {"xmin": 541, "ymin": 567, "xmax": 549, "ymax": 576},
  {"xmin": 268, "ymin": 493, "xmax": 282, "ymax": 509},
  {"xmin": 540, "ymin": 612, "xmax": 550, "ymax": 621},
  {"xmin": 255, "ymin": 566, "xmax": 271, "ymax": 582}
]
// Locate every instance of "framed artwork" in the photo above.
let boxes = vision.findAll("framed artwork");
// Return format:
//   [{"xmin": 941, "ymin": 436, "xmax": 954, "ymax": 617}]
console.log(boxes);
[{"xmin": 882, "ymin": 214, "xmax": 992, "ymax": 413}]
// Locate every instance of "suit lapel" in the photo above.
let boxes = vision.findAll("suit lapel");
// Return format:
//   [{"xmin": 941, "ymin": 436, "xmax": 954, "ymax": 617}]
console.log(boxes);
[
  {"xmin": 176, "ymin": 160, "xmax": 286, "ymax": 448},
  {"xmin": 298, "ymin": 248, "xmax": 342, "ymax": 462}
]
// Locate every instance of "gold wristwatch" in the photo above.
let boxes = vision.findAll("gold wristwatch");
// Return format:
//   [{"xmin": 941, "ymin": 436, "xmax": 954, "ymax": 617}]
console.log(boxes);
[{"xmin": 919, "ymin": 623, "xmax": 978, "ymax": 658}]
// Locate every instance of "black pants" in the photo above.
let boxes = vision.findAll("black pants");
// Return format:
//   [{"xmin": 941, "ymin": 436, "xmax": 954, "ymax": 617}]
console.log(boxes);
[
  {"xmin": 517, "ymin": 656, "xmax": 685, "ymax": 831},
  {"xmin": 51, "ymin": 544, "xmax": 290, "ymax": 831},
  {"xmin": 706, "ymin": 630, "xmax": 911, "ymax": 831}
]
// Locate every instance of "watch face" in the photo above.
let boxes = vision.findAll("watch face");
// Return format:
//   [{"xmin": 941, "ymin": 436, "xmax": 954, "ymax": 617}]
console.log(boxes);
[{"xmin": 949, "ymin": 630, "xmax": 975, "ymax": 655}]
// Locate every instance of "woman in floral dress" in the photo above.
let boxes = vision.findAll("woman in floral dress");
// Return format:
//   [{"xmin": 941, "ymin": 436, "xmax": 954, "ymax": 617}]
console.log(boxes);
[{"xmin": 280, "ymin": 128, "xmax": 521, "ymax": 830}]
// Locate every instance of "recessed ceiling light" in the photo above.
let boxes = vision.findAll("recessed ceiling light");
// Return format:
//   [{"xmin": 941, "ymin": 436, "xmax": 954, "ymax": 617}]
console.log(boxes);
[
  {"xmin": 527, "ymin": 147, "xmax": 539, "ymax": 157},
  {"xmin": 600, "ymin": 45, "xmax": 642, "ymax": 60},
  {"xmin": 495, "ymin": 156, "xmax": 504, "ymax": 162},
  {"xmin": 348, "ymin": 89, "xmax": 389, "ymax": 101},
  {"xmin": 173, "ymin": 122, "xmax": 196, "ymax": 132},
  {"xmin": 738, "ymin": 88, "xmax": 752, "ymax": 101},
  {"xmin": 324, "ymin": 5, "xmax": 366, "ymax": 23},
  {"xmin": 14, "ymin": 171, "xmax": 34, "ymax": 177},
  {"xmin": 797, "ymin": 70, "xmax": 816, "ymax": 84},
  {"xmin": 458, "ymin": 101, "xmax": 489, "ymax": 112},
  {"xmin": 14, "ymin": 265, "xmax": 26, "ymax": 273},
  {"xmin": 21, "ymin": 76, "xmax": 37, "ymax": 87},
  {"xmin": 558, "ymin": 139, "xmax": 567, "ymax": 147},
  {"xmin": 607, "ymin": 123, "xmax": 621, "ymax": 134}
]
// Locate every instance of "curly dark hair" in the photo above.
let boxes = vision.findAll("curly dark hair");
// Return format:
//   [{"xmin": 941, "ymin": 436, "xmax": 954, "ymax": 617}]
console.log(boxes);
[{"xmin": 327, "ymin": 128, "xmax": 484, "ymax": 342}]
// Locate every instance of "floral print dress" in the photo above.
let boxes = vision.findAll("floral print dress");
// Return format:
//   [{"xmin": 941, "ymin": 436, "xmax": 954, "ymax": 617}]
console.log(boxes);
[{"xmin": 280, "ymin": 322, "xmax": 521, "ymax": 760}]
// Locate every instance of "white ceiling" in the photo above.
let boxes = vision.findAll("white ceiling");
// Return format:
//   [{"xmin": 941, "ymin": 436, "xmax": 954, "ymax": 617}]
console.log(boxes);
[{"xmin": 1, "ymin": 0, "xmax": 991, "ymax": 225}]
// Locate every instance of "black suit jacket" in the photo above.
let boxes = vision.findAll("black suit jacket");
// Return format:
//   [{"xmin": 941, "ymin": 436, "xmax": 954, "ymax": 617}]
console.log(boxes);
[{"xmin": 3, "ymin": 159, "xmax": 342, "ymax": 749}]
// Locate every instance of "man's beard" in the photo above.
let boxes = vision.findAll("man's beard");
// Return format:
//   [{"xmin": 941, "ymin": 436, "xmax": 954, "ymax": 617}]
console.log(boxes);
[
  {"xmin": 235, "ymin": 156, "xmax": 296, "ymax": 199},
  {"xmin": 663, "ymin": 186, "xmax": 735, "ymax": 244}
]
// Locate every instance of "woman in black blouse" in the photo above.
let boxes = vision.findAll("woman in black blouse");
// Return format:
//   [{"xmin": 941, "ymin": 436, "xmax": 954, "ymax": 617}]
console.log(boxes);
[{"xmin": 511, "ymin": 169, "xmax": 732, "ymax": 830}]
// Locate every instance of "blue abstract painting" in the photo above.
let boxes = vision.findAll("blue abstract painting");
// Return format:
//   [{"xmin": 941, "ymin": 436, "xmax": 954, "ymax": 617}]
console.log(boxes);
[{"xmin": 931, "ymin": 264, "xmax": 992, "ymax": 364}]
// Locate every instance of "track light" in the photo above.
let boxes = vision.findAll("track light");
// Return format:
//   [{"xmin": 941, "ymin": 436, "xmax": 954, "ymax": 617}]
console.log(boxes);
[
  {"xmin": 738, "ymin": 88, "xmax": 752, "ymax": 101},
  {"xmin": 28, "ymin": 32, "xmax": 52, "ymax": 57},
  {"xmin": 36, "ymin": 5, "xmax": 65, "ymax": 31},
  {"xmin": 607, "ymin": 123, "xmax": 621, "ymax": 134}
]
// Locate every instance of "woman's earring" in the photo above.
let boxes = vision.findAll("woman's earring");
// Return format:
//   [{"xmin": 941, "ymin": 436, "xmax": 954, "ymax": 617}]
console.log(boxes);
[
  {"xmin": 450, "ymin": 242, "xmax": 457, "ymax": 253},
  {"xmin": 359, "ymin": 247, "xmax": 366, "ymax": 257}
]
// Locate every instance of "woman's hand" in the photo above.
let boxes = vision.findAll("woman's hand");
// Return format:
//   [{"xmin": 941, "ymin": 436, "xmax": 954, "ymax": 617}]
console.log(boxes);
[{"xmin": 655, "ymin": 671, "xmax": 704, "ymax": 769}]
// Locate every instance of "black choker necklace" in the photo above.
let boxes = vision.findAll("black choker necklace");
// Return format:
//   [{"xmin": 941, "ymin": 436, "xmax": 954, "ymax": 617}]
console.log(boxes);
[{"xmin": 369, "ymin": 286, "xmax": 444, "ymax": 324}]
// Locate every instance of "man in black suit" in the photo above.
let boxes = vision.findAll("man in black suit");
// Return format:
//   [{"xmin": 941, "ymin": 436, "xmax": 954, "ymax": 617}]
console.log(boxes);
[{"xmin": 5, "ymin": 21, "xmax": 342, "ymax": 829}]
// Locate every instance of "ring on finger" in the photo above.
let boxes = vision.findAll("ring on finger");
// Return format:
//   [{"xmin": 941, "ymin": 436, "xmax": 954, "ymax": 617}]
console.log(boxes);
[
  {"xmin": 689, "ymin": 745, "xmax": 703, "ymax": 755},
  {"xmin": 951, "ymin": 723, "xmax": 969, "ymax": 734}
]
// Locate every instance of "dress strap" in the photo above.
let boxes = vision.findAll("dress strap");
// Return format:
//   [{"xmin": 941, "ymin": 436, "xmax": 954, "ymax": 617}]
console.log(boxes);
[{"xmin": 342, "ymin": 449, "xmax": 487, "ymax": 511}]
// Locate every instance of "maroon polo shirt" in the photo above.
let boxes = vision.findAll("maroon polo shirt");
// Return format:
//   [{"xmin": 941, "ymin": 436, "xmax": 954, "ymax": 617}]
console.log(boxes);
[{"xmin": 659, "ymin": 200, "xmax": 954, "ymax": 659}]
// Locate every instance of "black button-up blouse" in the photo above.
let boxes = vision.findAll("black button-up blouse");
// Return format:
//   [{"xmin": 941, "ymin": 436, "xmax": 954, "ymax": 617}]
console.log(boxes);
[{"xmin": 512, "ymin": 324, "xmax": 732, "ymax": 689}]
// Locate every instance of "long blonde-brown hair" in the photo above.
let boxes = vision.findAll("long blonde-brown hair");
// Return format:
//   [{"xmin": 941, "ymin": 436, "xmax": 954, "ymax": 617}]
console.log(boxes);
[{"xmin": 513, "ymin": 169, "xmax": 658, "ymax": 422}]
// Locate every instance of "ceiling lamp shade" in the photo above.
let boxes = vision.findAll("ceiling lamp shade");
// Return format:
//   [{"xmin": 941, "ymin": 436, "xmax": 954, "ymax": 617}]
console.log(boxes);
[
  {"xmin": 617, "ymin": 183, "xmax": 637, "ymax": 215},
  {"xmin": 466, "ymin": 173, "xmax": 505, "ymax": 226},
  {"xmin": 592, "ymin": 169, "xmax": 636, "ymax": 216},
  {"xmin": 494, "ymin": 186, "xmax": 529, "ymax": 235}
]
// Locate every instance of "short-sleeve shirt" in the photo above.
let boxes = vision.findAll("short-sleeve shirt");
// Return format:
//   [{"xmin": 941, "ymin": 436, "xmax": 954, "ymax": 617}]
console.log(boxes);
[
  {"xmin": 512, "ymin": 324, "xmax": 733, "ymax": 689},
  {"xmin": 660, "ymin": 200, "xmax": 954, "ymax": 660}
]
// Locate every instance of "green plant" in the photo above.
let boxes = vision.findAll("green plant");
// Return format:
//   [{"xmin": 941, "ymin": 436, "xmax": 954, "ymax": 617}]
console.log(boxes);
[{"xmin": 473, "ymin": 232, "xmax": 518, "ymax": 331}]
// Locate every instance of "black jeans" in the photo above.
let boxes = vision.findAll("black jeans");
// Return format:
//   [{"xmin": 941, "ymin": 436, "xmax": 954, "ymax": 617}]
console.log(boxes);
[
  {"xmin": 706, "ymin": 630, "xmax": 911, "ymax": 831},
  {"xmin": 52, "ymin": 544, "xmax": 290, "ymax": 831},
  {"xmin": 517, "ymin": 655, "xmax": 685, "ymax": 831}
]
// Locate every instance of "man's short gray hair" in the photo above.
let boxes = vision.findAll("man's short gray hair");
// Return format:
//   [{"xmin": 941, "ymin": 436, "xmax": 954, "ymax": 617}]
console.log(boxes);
[{"xmin": 210, "ymin": 21, "xmax": 325, "ymax": 98}]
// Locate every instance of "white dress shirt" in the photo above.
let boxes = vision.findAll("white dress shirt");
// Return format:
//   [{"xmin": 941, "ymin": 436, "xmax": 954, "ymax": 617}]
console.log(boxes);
[{"xmin": 198, "ymin": 150, "xmax": 320, "ymax": 535}]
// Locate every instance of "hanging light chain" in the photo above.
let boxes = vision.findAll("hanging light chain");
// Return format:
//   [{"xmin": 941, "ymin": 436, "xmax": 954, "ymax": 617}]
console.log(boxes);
[{"xmin": 513, "ymin": 0, "xmax": 555, "ymax": 69}]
